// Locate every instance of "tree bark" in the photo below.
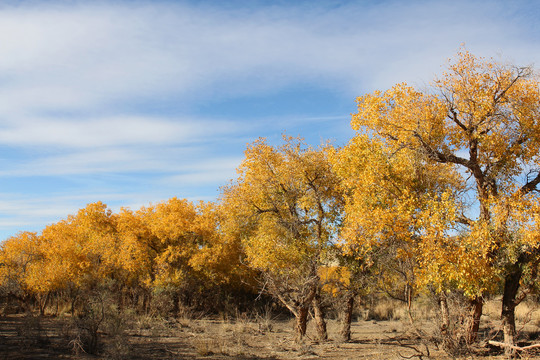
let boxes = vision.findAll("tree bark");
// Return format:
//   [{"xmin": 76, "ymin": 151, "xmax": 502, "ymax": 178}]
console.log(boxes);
[
  {"xmin": 340, "ymin": 294, "xmax": 354, "ymax": 342},
  {"xmin": 438, "ymin": 293, "xmax": 450, "ymax": 335},
  {"xmin": 55, "ymin": 293, "xmax": 60, "ymax": 316},
  {"xmin": 502, "ymin": 265, "xmax": 523, "ymax": 357},
  {"xmin": 274, "ymin": 283, "xmax": 317, "ymax": 342},
  {"xmin": 70, "ymin": 295, "xmax": 77, "ymax": 316},
  {"xmin": 464, "ymin": 296, "xmax": 483, "ymax": 344},
  {"xmin": 38, "ymin": 292, "xmax": 50, "ymax": 316},
  {"xmin": 172, "ymin": 291, "xmax": 180, "ymax": 317},
  {"xmin": 295, "ymin": 306, "xmax": 309, "ymax": 342},
  {"xmin": 313, "ymin": 292, "xmax": 327, "ymax": 341}
]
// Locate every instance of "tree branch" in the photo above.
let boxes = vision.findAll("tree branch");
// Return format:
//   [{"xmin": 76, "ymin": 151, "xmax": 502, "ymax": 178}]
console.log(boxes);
[
  {"xmin": 412, "ymin": 132, "xmax": 470, "ymax": 168},
  {"xmin": 456, "ymin": 215, "xmax": 474, "ymax": 226},
  {"xmin": 520, "ymin": 172, "xmax": 540, "ymax": 195},
  {"xmin": 448, "ymin": 107, "xmax": 468, "ymax": 131},
  {"xmin": 488, "ymin": 340, "xmax": 540, "ymax": 352},
  {"xmin": 252, "ymin": 203, "xmax": 278, "ymax": 215}
]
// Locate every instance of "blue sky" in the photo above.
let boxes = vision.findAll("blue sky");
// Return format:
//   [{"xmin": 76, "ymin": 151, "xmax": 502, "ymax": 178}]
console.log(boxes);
[{"xmin": 1, "ymin": 0, "xmax": 539, "ymax": 239}]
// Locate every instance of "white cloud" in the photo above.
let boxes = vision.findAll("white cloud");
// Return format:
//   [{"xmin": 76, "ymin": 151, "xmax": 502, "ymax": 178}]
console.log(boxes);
[
  {"xmin": 159, "ymin": 156, "xmax": 243, "ymax": 186},
  {"xmin": 0, "ymin": 0, "xmax": 535, "ymax": 119},
  {"xmin": 0, "ymin": 115, "xmax": 240, "ymax": 148},
  {"xmin": 0, "ymin": 145, "xmax": 233, "ymax": 176}
]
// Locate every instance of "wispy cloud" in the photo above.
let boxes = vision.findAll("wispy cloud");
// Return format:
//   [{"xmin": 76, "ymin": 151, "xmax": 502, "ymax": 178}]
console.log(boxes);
[
  {"xmin": 159, "ymin": 157, "xmax": 244, "ymax": 186},
  {"xmin": 0, "ymin": 0, "xmax": 536, "ymax": 120},
  {"xmin": 0, "ymin": 115, "xmax": 241, "ymax": 148}
]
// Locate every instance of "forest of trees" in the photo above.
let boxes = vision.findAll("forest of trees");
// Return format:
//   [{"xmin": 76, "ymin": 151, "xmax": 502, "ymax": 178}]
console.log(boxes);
[{"xmin": 2, "ymin": 51, "xmax": 540, "ymax": 357}]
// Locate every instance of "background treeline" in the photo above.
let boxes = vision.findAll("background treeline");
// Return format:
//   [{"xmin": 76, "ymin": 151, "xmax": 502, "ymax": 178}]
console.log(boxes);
[
  {"xmin": 0, "ymin": 199, "xmax": 259, "ymax": 317},
  {"xmin": 2, "ymin": 50, "xmax": 540, "ymax": 357}
]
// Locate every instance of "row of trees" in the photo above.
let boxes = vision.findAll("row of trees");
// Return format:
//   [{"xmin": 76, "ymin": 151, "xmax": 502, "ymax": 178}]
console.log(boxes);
[
  {"xmin": 2, "ymin": 50, "xmax": 540, "ymax": 356},
  {"xmin": 0, "ymin": 199, "xmax": 252, "ymax": 317}
]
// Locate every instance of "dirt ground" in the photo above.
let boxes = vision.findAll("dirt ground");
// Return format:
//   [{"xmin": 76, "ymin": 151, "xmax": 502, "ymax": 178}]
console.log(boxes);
[{"xmin": 0, "ymin": 313, "xmax": 535, "ymax": 359}]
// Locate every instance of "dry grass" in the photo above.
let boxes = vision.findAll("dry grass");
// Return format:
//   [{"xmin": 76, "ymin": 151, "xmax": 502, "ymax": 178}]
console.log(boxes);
[
  {"xmin": 3, "ymin": 299, "xmax": 540, "ymax": 359},
  {"xmin": 483, "ymin": 298, "xmax": 540, "ymax": 325}
]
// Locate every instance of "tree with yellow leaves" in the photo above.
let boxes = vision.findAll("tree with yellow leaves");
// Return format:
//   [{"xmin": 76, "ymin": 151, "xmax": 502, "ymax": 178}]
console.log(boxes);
[
  {"xmin": 0, "ymin": 203, "xmax": 121, "ymax": 315},
  {"xmin": 115, "ymin": 197, "xmax": 249, "ymax": 314},
  {"xmin": 221, "ymin": 136, "xmax": 343, "ymax": 341},
  {"xmin": 0, "ymin": 231, "xmax": 45, "ymax": 312},
  {"xmin": 38, "ymin": 202, "xmax": 119, "ymax": 312},
  {"xmin": 0, "ymin": 196, "xmax": 251, "ymax": 316},
  {"xmin": 344, "ymin": 50, "xmax": 540, "ymax": 353},
  {"xmin": 189, "ymin": 200, "xmax": 253, "ymax": 290},
  {"xmin": 118, "ymin": 198, "xmax": 210, "ymax": 313},
  {"xmin": 333, "ymin": 134, "xmax": 464, "ymax": 340}
]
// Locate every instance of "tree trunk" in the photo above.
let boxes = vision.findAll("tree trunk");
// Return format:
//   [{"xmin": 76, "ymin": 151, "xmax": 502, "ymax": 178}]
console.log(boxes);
[
  {"xmin": 117, "ymin": 284, "xmax": 125, "ymax": 311},
  {"xmin": 70, "ymin": 296, "xmax": 77, "ymax": 316},
  {"xmin": 464, "ymin": 296, "xmax": 483, "ymax": 344},
  {"xmin": 340, "ymin": 294, "xmax": 354, "ymax": 342},
  {"xmin": 313, "ymin": 292, "xmax": 327, "ymax": 341},
  {"xmin": 143, "ymin": 291, "xmax": 150, "ymax": 315},
  {"xmin": 502, "ymin": 265, "xmax": 523, "ymax": 357},
  {"xmin": 438, "ymin": 293, "xmax": 450, "ymax": 335},
  {"xmin": 55, "ymin": 293, "xmax": 60, "ymax": 316},
  {"xmin": 172, "ymin": 292, "xmax": 180, "ymax": 317},
  {"xmin": 39, "ymin": 292, "xmax": 50, "ymax": 316},
  {"xmin": 438, "ymin": 292, "xmax": 459, "ymax": 353},
  {"xmin": 295, "ymin": 306, "xmax": 309, "ymax": 342}
]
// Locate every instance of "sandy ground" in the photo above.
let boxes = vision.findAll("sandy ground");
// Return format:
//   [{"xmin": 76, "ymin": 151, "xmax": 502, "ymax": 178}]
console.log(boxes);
[{"xmin": 0, "ymin": 313, "xmax": 533, "ymax": 359}]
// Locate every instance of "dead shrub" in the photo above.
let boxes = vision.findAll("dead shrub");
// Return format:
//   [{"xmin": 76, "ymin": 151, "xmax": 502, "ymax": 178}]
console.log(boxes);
[
  {"xmin": 149, "ymin": 287, "xmax": 177, "ymax": 317},
  {"xmin": 72, "ymin": 294, "xmax": 105, "ymax": 354},
  {"xmin": 433, "ymin": 292, "xmax": 475, "ymax": 357},
  {"xmin": 194, "ymin": 338, "xmax": 221, "ymax": 356},
  {"xmin": 66, "ymin": 287, "xmax": 132, "ymax": 358},
  {"xmin": 254, "ymin": 305, "xmax": 274, "ymax": 333},
  {"xmin": 361, "ymin": 298, "xmax": 404, "ymax": 321}
]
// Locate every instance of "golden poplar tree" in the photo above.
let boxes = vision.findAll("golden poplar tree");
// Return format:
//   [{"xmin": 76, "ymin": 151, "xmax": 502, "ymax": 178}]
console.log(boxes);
[
  {"xmin": 344, "ymin": 50, "xmax": 540, "ymax": 352},
  {"xmin": 221, "ymin": 136, "xmax": 343, "ymax": 341},
  {"xmin": 38, "ymin": 202, "xmax": 119, "ymax": 309},
  {"xmin": 0, "ymin": 232, "xmax": 45, "ymax": 311},
  {"xmin": 333, "ymin": 134, "xmax": 464, "ymax": 336}
]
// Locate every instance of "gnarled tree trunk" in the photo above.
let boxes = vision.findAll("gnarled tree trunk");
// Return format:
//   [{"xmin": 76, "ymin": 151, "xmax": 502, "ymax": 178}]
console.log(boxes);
[
  {"xmin": 438, "ymin": 293, "xmax": 450, "ymax": 335},
  {"xmin": 501, "ymin": 264, "xmax": 523, "ymax": 357},
  {"xmin": 277, "ymin": 285, "xmax": 317, "ymax": 342},
  {"xmin": 295, "ymin": 306, "xmax": 309, "ymax": 342},
  {"xmin": 464, "ymin": 296, "xmax": 483, "ymax": 344},
  {"xmin": 313, "ymin": 292, "xmax": 327, "ymax": 341},
  {"xmin": 340, "ymin": 294, "xmax": 354, "ymax": 342}
]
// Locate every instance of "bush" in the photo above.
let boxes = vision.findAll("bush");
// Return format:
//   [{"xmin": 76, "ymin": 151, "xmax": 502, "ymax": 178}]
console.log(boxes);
[{"xmin": 66, "ymin": 286, "xmax": 132, "ymax": 358}]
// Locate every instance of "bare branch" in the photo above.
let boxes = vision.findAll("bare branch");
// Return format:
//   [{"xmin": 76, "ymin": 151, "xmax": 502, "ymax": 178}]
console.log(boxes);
[
  {"xmin": 448, "ymin": 107, "xmax": 468, "ymax": 132},
  {"xmin": 493, "ymin": 66, "xmax": 532, "ymax": 103},
  {"xmin": 488, "ymin": 340, "xmax": 540, "ymax": 352},
  {"xmin": 521, "ymin": 168, "xmax": 540, "ymax": 195},
  {"xmin": 252, "ymin": 202, "xmax": 278, "ymax": 215},
  {"xmin": 456, "ymin": 215, "xmax": 474, "ymax": 227}
]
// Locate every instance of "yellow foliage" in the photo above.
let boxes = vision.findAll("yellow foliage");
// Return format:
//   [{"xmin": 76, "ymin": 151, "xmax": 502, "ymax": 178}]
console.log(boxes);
[
  {"xmin": 221, "ymin": 136, "xmax": 343, "ymax": 275},
  {"xmin": 319, "ymin": 266, "xmax": 351, "ymax": 296},
  {"xmin": 340, "ymin": 49, "xmax": 540, "ymax": 299},
  {"xmin": 0, "ymin": 232, "xmax": 43, "ymax": 293}
]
